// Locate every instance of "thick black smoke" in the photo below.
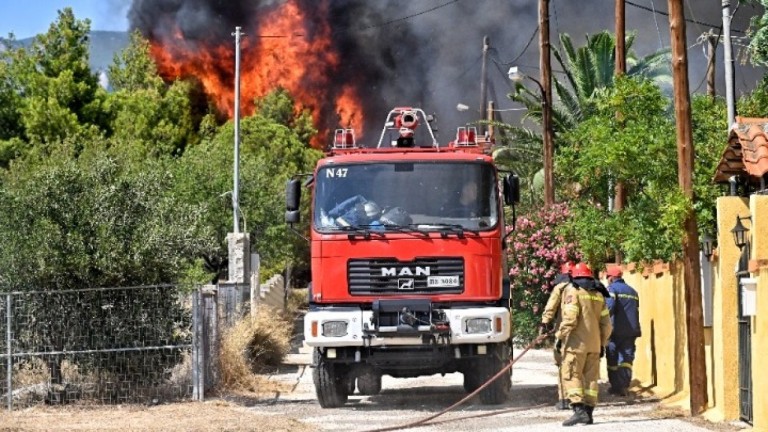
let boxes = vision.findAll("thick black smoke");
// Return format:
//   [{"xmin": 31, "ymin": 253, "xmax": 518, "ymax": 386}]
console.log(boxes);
[{"xmin": 127, "ymin": 0, "xmax": 765, "ymax": 141}]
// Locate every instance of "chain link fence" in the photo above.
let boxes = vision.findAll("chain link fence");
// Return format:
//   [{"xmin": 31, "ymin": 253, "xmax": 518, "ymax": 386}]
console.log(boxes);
[{"xmin": 0, "ymin": 284, "xmax": 250, "ymax": 410}]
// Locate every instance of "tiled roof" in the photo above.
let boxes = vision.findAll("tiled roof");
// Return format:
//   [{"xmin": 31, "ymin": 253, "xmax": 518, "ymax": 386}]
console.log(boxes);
[{"xmin": 713, "ymin": 117, "xmax": 768, "ymax": 184}]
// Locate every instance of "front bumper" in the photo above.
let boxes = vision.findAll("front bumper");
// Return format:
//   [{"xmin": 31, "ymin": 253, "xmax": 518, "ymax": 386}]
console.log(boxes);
[{"xmin": 303, "ymin": 305, "xmax": 510, "ymax": 347}]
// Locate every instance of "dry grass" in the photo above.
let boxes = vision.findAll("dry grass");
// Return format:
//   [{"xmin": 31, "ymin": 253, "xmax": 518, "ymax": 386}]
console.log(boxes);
[
  {"xmin": 285, "ymin": 288, "xmax": 308, "ymax": 318},
  {"xmin": 218, "ymin": 307, "xmax": 292, "ymax": 392}
]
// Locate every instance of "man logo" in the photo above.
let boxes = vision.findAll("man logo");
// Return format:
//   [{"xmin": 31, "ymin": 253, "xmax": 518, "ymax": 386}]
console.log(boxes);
[
  {"xmin": 398, "ymin": 278, "xmax": 415, "ymax": 290},
  {"xmin": 381, "ymin": 266, "xmax": 431, "ymax": 277}
]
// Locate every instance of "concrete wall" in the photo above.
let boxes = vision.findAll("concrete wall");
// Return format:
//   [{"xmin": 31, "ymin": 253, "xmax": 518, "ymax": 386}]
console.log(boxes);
[{"xmin": 258, "ymin": 274, "xmax": 286, "ymax": 311}]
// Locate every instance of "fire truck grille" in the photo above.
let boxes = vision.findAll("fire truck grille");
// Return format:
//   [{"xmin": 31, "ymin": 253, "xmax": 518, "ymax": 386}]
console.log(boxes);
[{"xmin": 348, "ymin": 258, "xmax": 464, "ymax": 295}]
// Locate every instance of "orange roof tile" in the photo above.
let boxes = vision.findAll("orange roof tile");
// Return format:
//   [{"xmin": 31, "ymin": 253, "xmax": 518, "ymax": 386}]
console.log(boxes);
[{"xmin": 714, "ymin": 116, "xmax": 768, "ymax": 184}]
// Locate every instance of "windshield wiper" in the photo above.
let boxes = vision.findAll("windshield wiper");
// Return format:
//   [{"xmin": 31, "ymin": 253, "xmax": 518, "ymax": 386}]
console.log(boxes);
[
  {"xmin": 380, "ymin": 224, "xmax": 430, "ymax": 237},
  {"xmin": 414, "ymin": 223, "xmax": 479, "ymax": 238},
  {"xmin": 338, "ymin": 224, "xmax": 384, "ymax": 240}
]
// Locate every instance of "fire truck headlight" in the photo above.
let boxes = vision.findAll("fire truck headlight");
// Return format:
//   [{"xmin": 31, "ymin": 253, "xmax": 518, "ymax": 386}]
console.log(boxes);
[
  {"xmin": 322, "ymin": 321, "xmax": 349, "ymax": 337},
  {"xmin": 465, "ymin": 318, "xmax": 492, "ymax": 334}
]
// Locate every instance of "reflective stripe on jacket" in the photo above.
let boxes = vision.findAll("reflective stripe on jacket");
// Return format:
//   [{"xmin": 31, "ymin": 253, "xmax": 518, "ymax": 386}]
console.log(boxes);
[{"xmin": 555, "ymin": 281, "xmax": 613, "ymax": 353}]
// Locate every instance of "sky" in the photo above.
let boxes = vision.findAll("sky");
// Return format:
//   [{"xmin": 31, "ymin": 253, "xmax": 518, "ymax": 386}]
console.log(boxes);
[{"xmin": 0, "ymin": 0, "xmax": 130, "ymax": 39}]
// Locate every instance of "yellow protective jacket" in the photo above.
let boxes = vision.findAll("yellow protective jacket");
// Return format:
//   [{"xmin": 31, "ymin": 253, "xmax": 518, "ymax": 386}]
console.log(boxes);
[
  {"xmin": 541, "ymin": 281, "xmax": 569, "ymax": 325},
  {"xmin": 555, "ymin": 284, "xmax": 612, "ymax": 353}
]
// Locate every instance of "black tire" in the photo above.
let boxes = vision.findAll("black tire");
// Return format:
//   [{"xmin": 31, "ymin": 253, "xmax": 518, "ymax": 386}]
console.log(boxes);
[
  {"xmin": 313, "ymin": 350, "xmax": 348, "ymax": 408},
  {"xmin": 478, "ymin": 344, "xmax": 512, "ymax": 405},
  {"xmin": 345, "ymin": 376, "xmax": 356, "ymax": 395},
  {"xmin": 357, "ymin": 372, "xmax": 382, "ymax": 395},
  {"xmin": 463, "ymin": 367, "xmax": 482, "ymax": 393}
]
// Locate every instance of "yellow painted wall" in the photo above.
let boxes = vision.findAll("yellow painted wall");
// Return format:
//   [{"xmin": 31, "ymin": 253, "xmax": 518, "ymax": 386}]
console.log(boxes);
[
  {"xmin": 594, "ymin": 195, "xmax": 768, "ymax": 427},
  {"xmin": 616, "ymin": 196, "xmax": 763, "ymax": 423},
  {"xmin": 622, "ymin": 264, "xmax": 689, "ymax": 403},
  {"xmin": 750, "ymin": 196, "xmax": 768, "ymax": 432},
  {"xmin": 704, "ymin": 197, "xmax": 750, "ymax": 421}
]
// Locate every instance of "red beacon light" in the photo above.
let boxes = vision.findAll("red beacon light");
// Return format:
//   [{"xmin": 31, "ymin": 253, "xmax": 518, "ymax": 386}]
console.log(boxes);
[
  {"xmin": 454, "ymin": 126, "xmax": 478, "ymax": 147},
  {"xmin": 333, "ymin": 128, "xmax": 356, "ymax": 149}
]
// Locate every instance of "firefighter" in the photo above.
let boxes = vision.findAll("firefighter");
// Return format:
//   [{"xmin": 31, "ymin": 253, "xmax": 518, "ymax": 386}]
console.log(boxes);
[
  {"xmin": 555, "ymin": 262, "xmax": 612, "ymax": 426},
  {"xmin": 538, "ymin": 261, "xmax": 574, "ymax": 410},
  {"xmin": 604, "ymin": 266, "xmax": 641, "ymax": 397}
]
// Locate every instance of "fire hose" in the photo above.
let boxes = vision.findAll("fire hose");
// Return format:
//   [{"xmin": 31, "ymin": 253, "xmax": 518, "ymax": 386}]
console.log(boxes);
[{"xmin": 363, "ymin": 331, "xmax": 553, "ymax": 432}]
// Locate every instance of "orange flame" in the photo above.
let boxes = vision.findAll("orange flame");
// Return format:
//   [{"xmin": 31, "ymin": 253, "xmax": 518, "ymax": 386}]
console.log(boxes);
[{"xmin": 149, "ymin": 0, "xmax": 365, "ymax": 148}]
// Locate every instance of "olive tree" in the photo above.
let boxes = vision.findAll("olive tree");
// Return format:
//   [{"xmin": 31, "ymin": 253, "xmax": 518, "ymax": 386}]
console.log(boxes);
[{"xmin": 0, "ymin": 145, "xmax": 216, "ymax": 387}]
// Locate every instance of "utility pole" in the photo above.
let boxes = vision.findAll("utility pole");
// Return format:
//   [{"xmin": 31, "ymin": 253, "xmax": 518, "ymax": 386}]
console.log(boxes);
[
  {"xmin": 707, "ymin": 31, "xmax": 717, "ymax": 99},
  {"xmin": 613, "ymin": 0, "xmax": 627, "ymax": 264},
  {"xmin": 539, "ymin": 0, "xmax": 554, "ymax": 206},
  {"xmin": 487, "ymin": 100, "xmax": 495, "ymax": 141},
  {"xmin": 615, "ymin": 0, "xmax": 626, "ymax": 74},
  {"xmin": 722, "ymin": 0, "xmax": 736, "ymax": 126},
  {"xmin": 226, "ymin": 26, "xmax": 250, "ymax": 285},
  {"xmin": 480, "ymin": 36, "xmax": 490, "ymax": 135},
  {"xmin": 668, "ymin": 0, "xmax": 708, "ymax": 415},
  {"xmin": 232, "ymin": 26, "xmax": 243, "ymax": 234}
]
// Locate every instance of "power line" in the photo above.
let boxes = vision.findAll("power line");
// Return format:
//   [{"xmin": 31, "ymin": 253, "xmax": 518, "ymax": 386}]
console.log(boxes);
[
  {"xmin": 626, "ymin": 0, "xmax": 745, "ymax": 34},
  {"xmin": 490, "ymin": 26, "xmax": 539, "ymax": 66},
  {"xmin": 261, "ymin": 1, "xmax": 464, "ymax": 37},
  {"xmin": 354, "ymin": 0, "xmax": 463, "ymax": 32},
  {"xmin": 648, "ymin": 0, "xmax": 665, "ymax": 49}
]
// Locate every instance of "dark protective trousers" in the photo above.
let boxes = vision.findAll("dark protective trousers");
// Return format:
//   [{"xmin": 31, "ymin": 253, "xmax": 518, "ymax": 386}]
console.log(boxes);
[{"xmin": 606, "ymin": 336, "xmax": 636, "ymax": 392}]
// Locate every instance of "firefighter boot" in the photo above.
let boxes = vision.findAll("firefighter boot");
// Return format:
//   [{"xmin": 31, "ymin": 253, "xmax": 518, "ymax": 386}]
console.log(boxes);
[
  {"xmin": 562, "ymin": 404, "xmax": 591, "ymax": 427},
  {"xmin": 555, "ymin": 399, "xmax": 570, "ymax": 410},
  {"xmin": 585, "ymin": 405, "xmax": 594, "ymax": 424}
]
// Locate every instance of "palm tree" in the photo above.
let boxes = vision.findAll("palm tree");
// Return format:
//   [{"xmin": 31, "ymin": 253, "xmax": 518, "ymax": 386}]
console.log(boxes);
[{"xmin": 492, "ymin": 31, "xmax": 670, "ymax": 203}]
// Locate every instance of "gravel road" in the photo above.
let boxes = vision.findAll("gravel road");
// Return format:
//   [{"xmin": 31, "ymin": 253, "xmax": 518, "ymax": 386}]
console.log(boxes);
[{"xmin": 252, "ymin": 347, "xmax": 747, "ymax": 432}]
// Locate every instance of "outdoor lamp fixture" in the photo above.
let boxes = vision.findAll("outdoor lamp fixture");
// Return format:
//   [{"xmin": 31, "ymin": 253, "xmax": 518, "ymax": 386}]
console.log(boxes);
[
  {"xmin": 731, "ymin": 216, "xmax": 751, "ymax": 250},
  {"xmin": 508, "ymin": 66, "xmax": 554, "ymax": 206},
  {"xmin": 700, "ymin": 233, "xmax": 715, "ymax": 259}
]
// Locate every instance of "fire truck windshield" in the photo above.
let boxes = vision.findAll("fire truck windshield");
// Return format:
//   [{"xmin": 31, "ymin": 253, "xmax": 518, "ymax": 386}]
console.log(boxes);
[{"xmin": 314, "ymin": 162, "xmax": 499, "ymax": 233}]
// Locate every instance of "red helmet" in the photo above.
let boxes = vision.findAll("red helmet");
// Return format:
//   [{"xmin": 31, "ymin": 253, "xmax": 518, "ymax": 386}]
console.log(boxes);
[
  {"xmin": 571, "ymin": 263, "xmax": 593, "ymax": 278},
  {"xmin": 606, "ymin": 266, "xmax": 623, "ymax": 278},
  {"xmin": 560, "ymin": 261, "xmax": 575, "ymax": 274}
]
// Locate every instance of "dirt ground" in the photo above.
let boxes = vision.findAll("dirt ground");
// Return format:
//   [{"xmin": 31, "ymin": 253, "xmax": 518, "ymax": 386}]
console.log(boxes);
[
  {"xmin": 0, "ymin": 349, "xmax": 750, "ymax": 432},
  {"xmin": 0, "ymin": 398, "xmax": 309, "ymax": 432}
]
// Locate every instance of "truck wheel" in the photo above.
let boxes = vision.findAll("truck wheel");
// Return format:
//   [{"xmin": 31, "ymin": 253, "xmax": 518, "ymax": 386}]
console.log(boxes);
[
  {"xmin": 463, "ymin": 368, "xmax": 482, "ymax": 393},
  {"xmin": 346, "ymin": 376, "xmax": 356, "ymax": 395},
  {"xmin": 313, "ymin": 350, "xmax": 348, "ymax": 408},
  {"xmin": 357, "ymin": 372, "xmax": 382, "ymax": 395},
  {"xmin": 478, "ymin": 344, "xmax": 512, "ymax": 405}
]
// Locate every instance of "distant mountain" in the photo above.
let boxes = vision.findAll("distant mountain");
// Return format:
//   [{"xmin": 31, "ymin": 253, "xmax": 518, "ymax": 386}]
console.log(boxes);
[{"xmin": 2, "ymin": 30, "xmax": 129, "ymax": 73}]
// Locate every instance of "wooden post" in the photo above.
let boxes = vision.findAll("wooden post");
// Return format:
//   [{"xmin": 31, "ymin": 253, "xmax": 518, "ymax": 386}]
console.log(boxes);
[
  {"xmin": 615, "ymin": 0, "xmax": 626, "ymax": 75},
  {"xmin": 614, "ymin": 0, "xmax": 627, "ymax": 264},
  {"xmin": 487, "ymin": 100, "xmax": 495, "ymax": 141},
  {"xmin": 668, "ymin": 0, "xmax": 708, "ymax": 415},
  {"xmin": 540, "ymin": 0, "xmax": 554, "ymax": 206}
]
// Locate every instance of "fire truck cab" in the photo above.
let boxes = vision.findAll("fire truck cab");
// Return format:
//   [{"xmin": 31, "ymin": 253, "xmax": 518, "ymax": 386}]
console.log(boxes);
[{"xmin": 286, "ymin": 107, "xmax": 520, "ymax": 408}]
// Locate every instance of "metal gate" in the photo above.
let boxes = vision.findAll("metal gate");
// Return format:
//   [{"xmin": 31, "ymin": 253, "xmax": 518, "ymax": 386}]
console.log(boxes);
[{"xmin": 737, "ymin": 249, "xmax": 753, "ymax": 424}]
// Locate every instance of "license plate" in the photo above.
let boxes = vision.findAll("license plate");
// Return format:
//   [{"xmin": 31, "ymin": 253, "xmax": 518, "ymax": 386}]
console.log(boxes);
[{"xmin": 427, "ymin": 275, "xmax": 460, "ymax": 287}]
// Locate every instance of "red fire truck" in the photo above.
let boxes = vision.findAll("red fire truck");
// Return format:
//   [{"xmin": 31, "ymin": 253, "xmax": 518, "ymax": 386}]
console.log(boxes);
[{"xmin": 285, "ymin": 107, "xmax": 520, "ymax": 408}]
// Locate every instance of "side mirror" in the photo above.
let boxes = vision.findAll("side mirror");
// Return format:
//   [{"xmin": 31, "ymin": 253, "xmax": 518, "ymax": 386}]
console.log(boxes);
[
  {"xmin": 503, "ymin": 174, "xmax": 520, "ymax": 205},
  {"xmin": 285, "ymin": 179, "xmax": 301, "ymax": 224}
]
